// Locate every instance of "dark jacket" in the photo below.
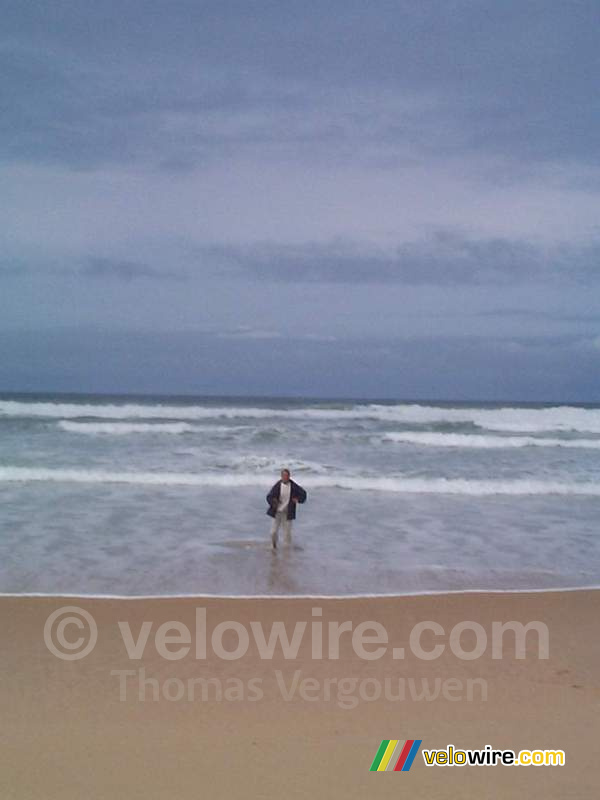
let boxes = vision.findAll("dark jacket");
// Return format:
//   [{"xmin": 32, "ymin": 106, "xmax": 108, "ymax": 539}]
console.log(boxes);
[{"xmin": 266, "ymin": 479, "xmax": 307, "ymax": 520}]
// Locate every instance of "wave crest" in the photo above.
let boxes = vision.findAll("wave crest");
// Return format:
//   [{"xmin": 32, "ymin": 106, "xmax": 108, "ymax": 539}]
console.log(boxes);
[
  {"xmin": 1, "ymin": 466, "xmax": 599, "ymax": 496},
  {"xmin": 58, "ymin": 421, "xmax": 194, "ymax": 435},
  {"xmin": 384, "ymin": 432, "xmax": 600, "ymax": 449},
  {"xmin": 1, "ymin": 399, "xmax": 600, "ymax": 434}
]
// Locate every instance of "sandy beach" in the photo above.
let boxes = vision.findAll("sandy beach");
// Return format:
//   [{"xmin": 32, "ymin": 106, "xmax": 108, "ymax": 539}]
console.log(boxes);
[{"xmin": 2, "ymin": 589, "xmax": 598, "ymax": 798}]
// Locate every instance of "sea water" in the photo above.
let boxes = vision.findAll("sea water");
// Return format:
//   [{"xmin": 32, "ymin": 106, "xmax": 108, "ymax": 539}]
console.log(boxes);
[{"xmin": 1, "ymin": 393, "xmax": 599, "ymax": 595}]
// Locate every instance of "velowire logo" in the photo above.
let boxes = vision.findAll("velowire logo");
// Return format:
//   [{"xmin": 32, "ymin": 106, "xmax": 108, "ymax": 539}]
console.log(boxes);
[{"xmin": 369, "ymin": 739, "xmax": 422, "ymax": 772}]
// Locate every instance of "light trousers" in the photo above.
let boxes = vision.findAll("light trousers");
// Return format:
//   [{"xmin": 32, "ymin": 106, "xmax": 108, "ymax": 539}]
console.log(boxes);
[{"xmin": 271, "ymin": 510, "xmax": 292, "ymax": 546}]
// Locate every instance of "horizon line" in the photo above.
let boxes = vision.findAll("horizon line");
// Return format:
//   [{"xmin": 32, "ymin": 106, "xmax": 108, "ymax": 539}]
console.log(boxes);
[{"xmin": 1, "ymin": 389, "xmax": 599, "ymax": 408}]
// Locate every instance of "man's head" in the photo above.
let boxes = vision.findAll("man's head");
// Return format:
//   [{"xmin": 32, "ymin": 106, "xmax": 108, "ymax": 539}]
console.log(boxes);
[{"xmin": 281, "ymin": 468, "xmax": 291, "ymax": 483}]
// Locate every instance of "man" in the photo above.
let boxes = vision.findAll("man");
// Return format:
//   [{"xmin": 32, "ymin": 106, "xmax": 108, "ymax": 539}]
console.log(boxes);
[{"xmin": 266, "ymin": 468, "xmax": 307, "ymax": 550}]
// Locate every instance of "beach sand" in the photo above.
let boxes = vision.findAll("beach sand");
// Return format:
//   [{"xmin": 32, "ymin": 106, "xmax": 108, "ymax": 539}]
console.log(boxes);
[{"xmin": 2, "ymin": 590, "xmax": 598, "ymax": 798}]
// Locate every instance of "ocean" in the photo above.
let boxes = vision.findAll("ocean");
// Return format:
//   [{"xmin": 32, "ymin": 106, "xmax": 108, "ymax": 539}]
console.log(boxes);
[{"xmin": 1, "ymin": 393, "xmax": 599, "ymax": 596}]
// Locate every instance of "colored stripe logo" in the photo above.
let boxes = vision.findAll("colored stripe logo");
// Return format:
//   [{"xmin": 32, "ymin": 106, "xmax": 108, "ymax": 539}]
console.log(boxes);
[{"xmin": 370, "ymin": 739, "xmax": 422, "ymax": 772}]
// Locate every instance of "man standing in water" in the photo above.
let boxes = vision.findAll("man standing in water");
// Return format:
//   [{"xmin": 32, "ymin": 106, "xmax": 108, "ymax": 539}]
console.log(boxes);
[{"xmin": 266, "ymin": 468, "xmax": 307, "ymax": 550}]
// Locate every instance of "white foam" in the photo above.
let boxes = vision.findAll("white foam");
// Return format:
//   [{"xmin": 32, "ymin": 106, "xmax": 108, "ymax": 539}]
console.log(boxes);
[
  {"xmin": 1, "ymin": 466, "xmax": 599, "ymax": 496},
  {"xmin": 2, "ymin": 399, "xmax": 600, "ymax": 434},
  {"xmin": 0, "ymin": 399, "xmax": 315, "ymax": 421},
  {"xmin": 223, "ymin": 454, "xmax": 330, "ymax": 473},
  {"xmin": 371, "ymin": 404, "xmax": 600, "ymax": 434},
  {"xmin": 0, "ymin": 586, "xmax": 598, "ymax": 600},
  {"xmin": 58, "ymin": 421, "xmax": 194, "ymax": 435},
  {"xmin": 384, "ymin": 431, "xmax": 600, "ymax": 449}
]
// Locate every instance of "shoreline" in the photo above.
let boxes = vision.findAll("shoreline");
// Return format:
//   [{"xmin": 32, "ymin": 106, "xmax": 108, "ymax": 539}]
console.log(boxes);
[{"xmin": 2, "ymin": 584, "xmax": 600, "ymax": 599}]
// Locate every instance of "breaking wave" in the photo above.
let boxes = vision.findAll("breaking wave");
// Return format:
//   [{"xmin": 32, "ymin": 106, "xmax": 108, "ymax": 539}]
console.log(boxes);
[
  {"xmin": 1, "ymin": 466, "xmax": 599, "ymax": 496},
  {"xmin": 1, "ymin": 399, "xmax": 600, "ymax": 434},
  {"xmin": 384, "ymin": 432, "xmax": 600, "ymax": 449},
  {"xmin": 58, "ymin": 421, "xmax": 194, "ymax": 435}
]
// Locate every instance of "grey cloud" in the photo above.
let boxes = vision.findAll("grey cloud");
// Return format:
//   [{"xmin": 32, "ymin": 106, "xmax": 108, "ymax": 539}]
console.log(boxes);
[
  {"xmin": 2, "ymin": 255, "xmax": 184, "ymax": 282},
  {"xmin": 83, "ymin": 257, "xmax": 184, "ymax": 281},
  {"xmin": 214, "ymin": 326, "xmax": 337, "ymax": 342},
  {"xmin": 1, "ymin": 327, "xmax": 597, "ymax": 401},
  {"xmin": 2, "ymin": 2, "xmax": 599, "ymax": 170},
  {"xmin": 199, "ymin": 233, "xmax": 600, "ymax": 286},
  {"xmin": 0, "ymin": 261, "xmax": 25, "ymax": 275},
  {"xmin": 216, "ymin": 326, "xmax": 282, "ymax": 341},
  {"xmin": 0, "ymin": 43, "xmax": 305, "ymax": 169},
  {"xmin": 2, "ymin": 2, "xmax": 600, "ymax": 400},
  {"xmin": 6, "ymin": 231, "xmax": 600, "ymax": 292},
  {"xmin": 477, "ymin": 309, "xmax": 600, "ymax": 323}
]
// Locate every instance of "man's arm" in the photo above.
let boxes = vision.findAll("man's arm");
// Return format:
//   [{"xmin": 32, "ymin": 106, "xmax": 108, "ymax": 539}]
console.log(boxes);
[
  {"xmin": 293, "ymin": 483, "xmax": 307, "ymax": 503},
  {"xmin": 266, "ymin": 482, "xmax": 279, "ymax": 504}
]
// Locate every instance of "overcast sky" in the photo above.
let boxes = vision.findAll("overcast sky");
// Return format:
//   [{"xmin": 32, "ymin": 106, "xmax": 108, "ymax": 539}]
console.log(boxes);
[{"xmin": 2, "ymin": 1, "xmax": 599, "ymax": 400}]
